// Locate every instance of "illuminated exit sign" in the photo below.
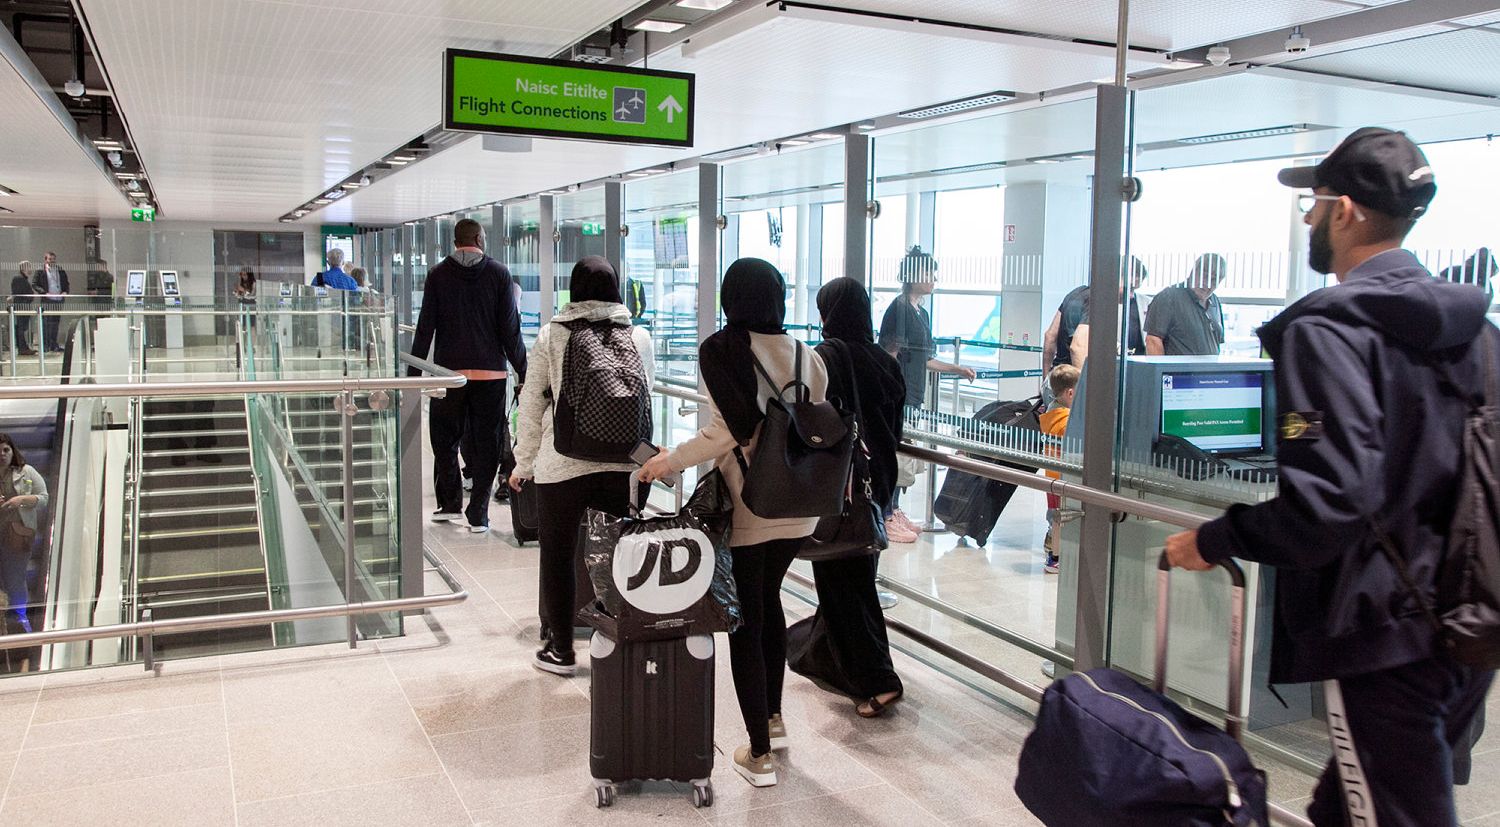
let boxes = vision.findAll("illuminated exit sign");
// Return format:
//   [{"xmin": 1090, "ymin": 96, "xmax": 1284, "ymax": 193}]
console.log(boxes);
[
  {"xmin": 444, "ymin": 49, "xmax": 694, "ymax": 148},
  {"xmin": 131, "ymin": 206, "xmax": 155, "ymax": 222}
]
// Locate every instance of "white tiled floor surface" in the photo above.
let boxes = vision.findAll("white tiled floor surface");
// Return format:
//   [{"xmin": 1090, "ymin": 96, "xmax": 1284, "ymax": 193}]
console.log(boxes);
[{"xmin": 2, "ymin": 465, "xmax": 1497, "ymax": 823}]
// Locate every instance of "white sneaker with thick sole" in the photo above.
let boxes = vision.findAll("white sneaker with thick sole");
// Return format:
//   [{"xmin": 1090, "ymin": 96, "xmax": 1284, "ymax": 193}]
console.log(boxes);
[
  {"xmin": 468, "ymin": 523, "xmax": 489, "ymax": 534},
  {"xmin": 732, "ymin": 746, "xmax": 777, "ymax": 787},
  {"xmin": 430, "ymin": 510, "xmax": 461, "ymax": 522},
  {"xmin": 768, "ymin": 714, "xmax": 789, "ymax": 751}
]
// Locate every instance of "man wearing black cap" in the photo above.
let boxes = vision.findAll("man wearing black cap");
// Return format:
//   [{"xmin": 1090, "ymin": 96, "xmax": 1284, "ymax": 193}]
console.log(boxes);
[{"xmin": 1165, "ymin": 128, "xmax": 1496, "ymax": 825}]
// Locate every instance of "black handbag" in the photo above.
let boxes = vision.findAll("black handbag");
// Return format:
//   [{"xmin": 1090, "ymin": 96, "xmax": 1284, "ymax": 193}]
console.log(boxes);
[
  {"xmin": 800, "ymin": 340, "xmax": 886, "ymax": 561},
  {"xmin": 735, "ymin": 342, "xmax": 855, "ymax": 520}
]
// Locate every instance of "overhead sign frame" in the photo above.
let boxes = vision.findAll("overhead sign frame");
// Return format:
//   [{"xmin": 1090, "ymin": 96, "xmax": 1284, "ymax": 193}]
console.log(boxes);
[{"xmin": 443, "ymin": 49, "xmax": 695, "ymax": 149}]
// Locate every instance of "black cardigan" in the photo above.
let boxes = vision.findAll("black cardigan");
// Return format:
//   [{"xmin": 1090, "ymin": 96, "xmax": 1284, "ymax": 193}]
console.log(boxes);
[{"xmin": 408, "ymin": 255, "xmax": 527, "ymax": 381}]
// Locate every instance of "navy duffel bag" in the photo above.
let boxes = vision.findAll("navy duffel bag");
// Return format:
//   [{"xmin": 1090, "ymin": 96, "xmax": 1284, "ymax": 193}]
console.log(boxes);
[{"xmin": 1015, "ymin": 556, "xmax": 1269, "ymax": 826}]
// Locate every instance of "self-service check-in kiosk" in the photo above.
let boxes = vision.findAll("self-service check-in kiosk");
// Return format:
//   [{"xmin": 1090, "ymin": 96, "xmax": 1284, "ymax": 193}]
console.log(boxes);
[
  {"xmin": 1053, "ymin": 356, "xmax": 1311, "ymax": 730},
  {"xmin": 159, "ymin": 270, "xmax": 184, "ymax": 350}
]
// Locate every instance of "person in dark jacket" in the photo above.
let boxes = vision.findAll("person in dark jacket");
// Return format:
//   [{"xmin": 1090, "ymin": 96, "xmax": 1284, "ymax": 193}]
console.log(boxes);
[
  {"xmin": 409, "ymin": 218, "xmax": 527, "ymax": 532},
  {"xmin": 793, "ymin": 276, "xmax": 906, "ymax": 717},
  {"xmin": 10, "ymin": 262, "xmax": 36, "ymax": 356},
  {"xmin": 1166, "ymin": 128, "xmax": 1495, "ymax": 827},
  {"xmin": 32, "ymin": 251, "xmax": 68, "ymax": 353}
]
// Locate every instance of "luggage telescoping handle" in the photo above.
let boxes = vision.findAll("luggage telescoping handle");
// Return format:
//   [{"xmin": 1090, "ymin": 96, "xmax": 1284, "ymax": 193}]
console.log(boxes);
[{"xmin": 1153, "ymin": 553, "xmax": 1248, "ymax": 742}]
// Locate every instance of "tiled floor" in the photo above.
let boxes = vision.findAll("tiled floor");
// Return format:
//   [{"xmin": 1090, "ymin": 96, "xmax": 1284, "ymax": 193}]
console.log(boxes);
[{"xmin": 1, "ymin": 465, "xmax": 1495, "ymax": 824}]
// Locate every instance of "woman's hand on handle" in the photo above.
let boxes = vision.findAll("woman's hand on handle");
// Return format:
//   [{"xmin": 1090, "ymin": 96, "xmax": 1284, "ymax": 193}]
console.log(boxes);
[{"xmin": 638, "ymin": 448, "xmax": 674, "ymax": 484}]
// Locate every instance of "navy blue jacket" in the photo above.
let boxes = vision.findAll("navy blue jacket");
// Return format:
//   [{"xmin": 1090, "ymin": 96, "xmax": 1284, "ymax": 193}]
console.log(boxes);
[
  {"xmin": 407, "ymin": 253, "xmax": 527, "ymax": 381},
  {"xmin": 1198, "ymin": 249, "xmax": 1495, "ymax": 684}
]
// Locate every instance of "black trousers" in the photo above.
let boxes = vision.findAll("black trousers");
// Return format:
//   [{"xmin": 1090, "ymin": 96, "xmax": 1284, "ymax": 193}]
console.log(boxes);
[
  {"xmin": 535, "ymin": 471, "xmax": 634, "ymax": 646},
  {"xmin": 11, "ymin": 315, "xmax": 30, "ymax": 352},
  {"xmin": 461, "ymin": 414, "xmax": 515, "ymax": 488},
  {"xmin": 429, "ymin": 379, "xmax": 507, "ymax": 525},
  {"xmin": 1308, "ymin": 656, "xmax": 1494, "ymax": 827},
  {"xmin": 809, "ymin": 553, "xmax": 903, "ymax": 700},
  {"xmin": 41, "ymin": 312, "xmax": 59, "ymax": 351},
  {"xmin": 729, "ymin": 537, "xmax": 802, "ymax": 756}
]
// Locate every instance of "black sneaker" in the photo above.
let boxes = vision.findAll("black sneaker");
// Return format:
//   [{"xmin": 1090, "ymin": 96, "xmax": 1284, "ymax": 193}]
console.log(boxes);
[{"xmin": 532, "ymin": 647, "xmax": 577, "ymax": 676}]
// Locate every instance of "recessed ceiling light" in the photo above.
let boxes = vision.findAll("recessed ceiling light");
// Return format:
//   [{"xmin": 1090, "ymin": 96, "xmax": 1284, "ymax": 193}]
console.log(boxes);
[
  {"xmin": 313, "ymin": 198, "xmax": 331, "ymax": 205},
  {"xmin": 0, "ymin": 185, "xmax": 16, "ymax": 197},
  {"xmin": 676, "ymin": 0, "xmax": 734, "ymax": 9},
  {"xmin": 390, "ymin": 154, "xmax": 416, "ymax": 162},
  {"xmin": 633, "ymin": 19, "xmax": 685, "ymax": 32},
  {"xmin": 856, "ymin": 122, "xmax": 876, "ymax": 131},
  {"xmin": 807, "ymin": 132, "xmax": 841, "ymax": 140},
  {"xmin": 1176, "ymin": 124, "xmax": 1315, "ymax": 145},
  {"xmin": 113, "ymin": 172, "xmax": 137, "ymax": 179},
  {"xmin": 898, "ymin": 92, "xmax": 1016, "ymax": 120},
  {"xmin": 387, "ymin": 159, "xmax": 409, "ymax": 166},
  {"xmin": 128, "ymin": 191, "xmax": 149, "ymax": 198}
]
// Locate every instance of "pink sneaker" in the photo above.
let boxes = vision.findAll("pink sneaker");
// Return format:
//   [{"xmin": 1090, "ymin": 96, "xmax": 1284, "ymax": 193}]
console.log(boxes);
[
  {"xmin": 893, "ymin": 509, "xmax": 921, "ymax": 535},
  {"xmin": 885, "ymin": 516, "xmax": 919, "ymax": 544}
]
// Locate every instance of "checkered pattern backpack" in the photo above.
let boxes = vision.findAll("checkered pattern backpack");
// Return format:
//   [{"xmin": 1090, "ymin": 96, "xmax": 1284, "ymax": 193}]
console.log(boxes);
[{"xmin": 553, "ymin": 319, "xmax": 652, "ymax": 462}]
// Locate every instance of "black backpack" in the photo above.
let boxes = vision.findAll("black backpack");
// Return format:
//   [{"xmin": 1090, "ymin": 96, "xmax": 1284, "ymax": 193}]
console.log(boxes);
[
  {"xmin": 735, "ymin": 342, "xmax": 855, "ymax": 520},
  {"xmin": 552, "ymin": 319, "xmax": 652, "ymax": 462},
  {"xmin": 1376, "ymin": 333, "xmax": 1500, "ymax": 668}
]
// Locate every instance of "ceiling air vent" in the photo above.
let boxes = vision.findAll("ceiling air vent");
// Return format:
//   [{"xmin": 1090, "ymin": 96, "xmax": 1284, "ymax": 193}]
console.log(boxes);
[{"xmin": 898, "ymin": 92, "xmax": 1016, "ymax": 120}]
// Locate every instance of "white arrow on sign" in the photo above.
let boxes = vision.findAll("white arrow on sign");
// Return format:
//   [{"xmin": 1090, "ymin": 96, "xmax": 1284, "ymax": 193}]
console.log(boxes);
[{"xmin": 657, "ymin": 94, "xmax": 683, "ymax": 124}]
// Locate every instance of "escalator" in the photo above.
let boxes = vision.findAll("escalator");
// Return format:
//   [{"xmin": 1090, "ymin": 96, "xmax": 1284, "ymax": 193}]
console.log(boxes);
[{"xmin": 136, "ymin": 396, "xmax": 272, "ymax": 658}]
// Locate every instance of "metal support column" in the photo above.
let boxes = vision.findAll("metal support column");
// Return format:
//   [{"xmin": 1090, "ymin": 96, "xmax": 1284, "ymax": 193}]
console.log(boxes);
[
  {"xmin": 604, "ymin": 179, "xmax": 624, "ymax": 278},
  {"xmin": 696, "ymin": 162, "xmax": 720, "ymax": 432},
  {"xmin": 341, "ymin": 389, "xmax": 359, "ymax": 648},
  {"xmin": 539, "ymin": 195, "xmax": 557, "ymax": 324},
  {"xmin": 1074, "ymin": 83, "xmax": 1132, "ymax": 672},
  {"xmin": 844, "ymin": 132, "xmax": 870, "ymax": 284}
]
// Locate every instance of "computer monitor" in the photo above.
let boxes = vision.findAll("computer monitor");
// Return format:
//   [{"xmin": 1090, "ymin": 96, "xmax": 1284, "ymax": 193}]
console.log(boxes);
[{"xmin": 1159, "ymin": 371, "xmax": 1265, "ymax": 454}]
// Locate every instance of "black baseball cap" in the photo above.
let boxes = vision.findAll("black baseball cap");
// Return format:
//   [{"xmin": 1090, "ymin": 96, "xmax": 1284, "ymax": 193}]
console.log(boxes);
[{"xmin": 1277, "ymin": 127, "xmax": 1436, "ymax": 219}]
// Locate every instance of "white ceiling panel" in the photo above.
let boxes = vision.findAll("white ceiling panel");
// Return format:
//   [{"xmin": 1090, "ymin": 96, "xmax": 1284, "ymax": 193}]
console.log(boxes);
[
  {"xmin": 1286, "ymin": 27, "xmax": 1500, "ymax": 96},
  {"xmin": 78, "ymin": 0, "xmax": 641, "ymax": 222},
  {"xmin": 319, "ymin": 14, "xmax": 1162, "ymax": 224},
  {"xmin": 0, "ymin": 55, "xmax": 128, "ymax": 222},
  {"xmin": 798, "ymin": 0, "xmax": 1403, "ymax": 52}
]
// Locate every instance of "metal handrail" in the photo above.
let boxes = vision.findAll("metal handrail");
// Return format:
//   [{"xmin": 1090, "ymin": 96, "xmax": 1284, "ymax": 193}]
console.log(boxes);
[
  {"xmin": 649, "ymin": 382, "xmax": 1207, "ymax": 530},
  {"xmin": 0, "ymin": 354, "xmax": 465, "ymax": 400},
  {"xmin": 0, "ymin": 546, "xmax": 466, "ymax": 656}
]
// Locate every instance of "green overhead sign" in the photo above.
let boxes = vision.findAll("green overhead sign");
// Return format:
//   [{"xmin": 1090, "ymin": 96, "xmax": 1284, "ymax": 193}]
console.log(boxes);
[
  {"xmin": 444, "ymin": 49, "xmax": 694, "ymax": 148},
  {"xmin": 130, "ymin": 206, "xmax": 155, "ymax": 222},
  {"xmin": 581, "ymin": 221, "xmax": 603, "ymax": 236}
]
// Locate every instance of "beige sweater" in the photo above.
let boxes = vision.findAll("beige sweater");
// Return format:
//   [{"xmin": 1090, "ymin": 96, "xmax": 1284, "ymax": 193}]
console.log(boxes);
[{"xmin": 668, "ymin": 333, "xmax": 829, "ymax": 548}]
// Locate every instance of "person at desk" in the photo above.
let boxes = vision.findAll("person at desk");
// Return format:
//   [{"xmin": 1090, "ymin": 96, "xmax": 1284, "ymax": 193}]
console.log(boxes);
[
  {"xmin": 1059, "ymin": 257, "xmax": 1148, "ymax": 370},
  {"xmin": 1143, "ymin": 253, "xmax": 1226, "ymax": 356},
  {"xmin": 1166, "ymin": 128, "xmax": 1492, "ymax": 827}
]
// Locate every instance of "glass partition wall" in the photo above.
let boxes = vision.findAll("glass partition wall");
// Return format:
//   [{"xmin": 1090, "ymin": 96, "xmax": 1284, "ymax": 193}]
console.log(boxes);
[{"xmin": 624, "ymin": 168, "xmax": 703, "ymax": 393}]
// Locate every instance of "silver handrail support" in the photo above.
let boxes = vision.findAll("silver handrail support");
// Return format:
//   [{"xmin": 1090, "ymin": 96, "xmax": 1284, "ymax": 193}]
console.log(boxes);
[{"xmin": 342, "ymin": 388, "xmax": 358, "ymax": 647}]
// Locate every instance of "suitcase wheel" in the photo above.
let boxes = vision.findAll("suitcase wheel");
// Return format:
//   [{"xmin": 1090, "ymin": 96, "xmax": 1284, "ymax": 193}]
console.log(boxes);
[
  {"xmin": 595, "ymin": 784, "xmax": 616, "ymax": 808},
  {"xmin": 692, "ymin": 781, "xmax": 713, "ymax": 808}
]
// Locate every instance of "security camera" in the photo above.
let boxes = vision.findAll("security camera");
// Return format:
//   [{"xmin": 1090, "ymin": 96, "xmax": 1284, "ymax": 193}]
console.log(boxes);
[
  {"xmin": 63, "ymin": 78, "xmax": 85, "ymax": 97},
  {"xmin": 1284, "ymin": 27, "xmax": 1311, "ymax": 54},
  {"xmin": 1206, "ymin": 45, "xmax": 1231, "ymax": 66}
]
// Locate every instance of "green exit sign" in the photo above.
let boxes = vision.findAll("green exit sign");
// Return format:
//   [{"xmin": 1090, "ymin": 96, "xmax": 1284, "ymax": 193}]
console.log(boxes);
[
  {"xmin": 131, "ymin": 206, "xmax": 155, "ymax": 222},
  {"xmin": 444, "ymin": 50, "xmax": 694, "ymax": 148},
  {"xmin": 581, "ymin": 222, "xmax": 603, "ymax": 236}
]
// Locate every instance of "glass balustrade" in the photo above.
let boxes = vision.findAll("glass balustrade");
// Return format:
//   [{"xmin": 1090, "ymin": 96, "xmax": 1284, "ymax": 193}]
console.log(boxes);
[{"xmin": 0, "ymin": 296, "xmax": 425, "ymax": 675}]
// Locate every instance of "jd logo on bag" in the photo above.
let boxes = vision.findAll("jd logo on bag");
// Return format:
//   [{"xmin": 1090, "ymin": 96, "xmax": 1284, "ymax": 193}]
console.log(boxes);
[
  {"xmin": 614, "ymin": 528, "xmax": 714, "ymax": 615},
  {"xmin": 580, "ymin": 471, "xmax": 743, "ymax": 642}
]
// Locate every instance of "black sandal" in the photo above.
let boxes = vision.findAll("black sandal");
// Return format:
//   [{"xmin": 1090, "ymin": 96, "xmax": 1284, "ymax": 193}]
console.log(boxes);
[{"xmin": 857, "ymin": 690, "xmax": 904, "ymax": 718}]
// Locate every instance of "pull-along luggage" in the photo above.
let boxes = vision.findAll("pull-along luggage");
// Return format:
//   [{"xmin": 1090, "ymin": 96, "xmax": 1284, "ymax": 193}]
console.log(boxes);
[
  {"xmin": 509, "ymin": 477, "xmax": 539, "ymax": 545},
  {"xmin": 588, "ymin": 631, "xmax": 715, "ymax": 808},
  {"xmin": 932, "ymin": 397, "xmax": 1043, "ymax": 544},
  {"xmin": 1015, "ymin": 554, "xmax": 1269, "ymax": 826}
]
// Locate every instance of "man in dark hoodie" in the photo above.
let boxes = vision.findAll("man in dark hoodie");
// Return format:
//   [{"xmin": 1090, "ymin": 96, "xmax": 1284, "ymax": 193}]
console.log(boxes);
[
  {"xmin": 409, "ymin": 218, "xmax": 527, "ymax": 532},
  {"xmin": 1166, "ymin": 129, "xmax": 1495, "ymax": 826}
]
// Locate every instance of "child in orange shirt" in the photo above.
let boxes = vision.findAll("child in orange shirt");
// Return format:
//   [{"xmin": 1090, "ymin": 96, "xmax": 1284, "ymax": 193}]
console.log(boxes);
[{"xmin": 1039, "ymin": 364, "xmax": 1078, "ymax": 573}]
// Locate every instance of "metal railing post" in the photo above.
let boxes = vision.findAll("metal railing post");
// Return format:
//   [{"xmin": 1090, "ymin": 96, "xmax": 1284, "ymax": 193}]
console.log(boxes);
[
  {"xmin": 6, "ymin": 305, "xmax": 14, "ymax": 376},
  {"xmin": 341, "ymin": 388, "xmax": 358, "ymax": 647},
  {"xmin": 35, "ymin": 306, "xmax": 44, "ymax": 373},
  {"xmin": 141, "ymin": 607, "xmax": 154, "ymax": 672}
]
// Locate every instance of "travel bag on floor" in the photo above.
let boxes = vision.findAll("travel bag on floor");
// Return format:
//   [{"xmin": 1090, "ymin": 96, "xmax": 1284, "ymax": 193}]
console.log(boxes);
[
  {"xmin": 509, "ymin": 478, "xmax": 539, "ymax": 545},
  {"xmin": 932, "ymin": 467, "xmax": 1017, "ymax": 545},
  {"xmin": 1014, "ymin": 554, "xmax": 1269, "ymax": 826},
  {"xmin": 588, "ymin": 631, "xmax": 715, "ymax": 808}
]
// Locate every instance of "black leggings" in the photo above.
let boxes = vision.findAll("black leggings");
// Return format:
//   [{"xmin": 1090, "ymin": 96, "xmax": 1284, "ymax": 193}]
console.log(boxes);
[
  {"xmin": 535, "ymin": 471, "xmax": 633, "ymax": 647},
  {"xmin": 729, "ymin": 538, "xmax": 802, "ymax": 756}
]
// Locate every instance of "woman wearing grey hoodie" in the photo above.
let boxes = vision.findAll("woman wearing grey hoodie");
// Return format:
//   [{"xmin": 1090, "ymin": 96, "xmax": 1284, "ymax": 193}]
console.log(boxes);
[{"xmin": 509, "ymin": 257, "xmax": 655, "ymax": 676}]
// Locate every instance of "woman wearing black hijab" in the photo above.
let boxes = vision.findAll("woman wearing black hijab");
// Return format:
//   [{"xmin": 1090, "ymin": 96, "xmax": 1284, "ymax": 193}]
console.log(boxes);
[
  {"xmin": 788, "ymin": 277, "xmax": 905, "ymax": 717},
  {"xmin": 511, "ymin": 256, "xmax": 655, "ymax": 676},
  {"xmin": 640, "ymin": 258, "xmax": 828, "ymax": 789}
]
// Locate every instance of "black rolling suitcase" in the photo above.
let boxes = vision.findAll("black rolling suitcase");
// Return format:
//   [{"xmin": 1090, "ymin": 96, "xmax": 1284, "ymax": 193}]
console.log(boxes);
[
  {"xmin": 933, "ymin": 468, "xmax": 1017, "ymax": 545},
  {"xmin": 588, "ymin": 631, "xmax": 716, "ymax": 808},
  {"xmin": 509, "ymin": 478, "xmax": 539, "ymax": 544}
]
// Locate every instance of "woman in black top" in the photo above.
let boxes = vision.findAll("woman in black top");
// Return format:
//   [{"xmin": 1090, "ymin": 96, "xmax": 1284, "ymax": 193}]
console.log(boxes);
[{"xmin": 797, "ymin": 277, "xmax": 905, "ymax": 717}]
